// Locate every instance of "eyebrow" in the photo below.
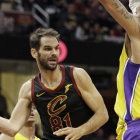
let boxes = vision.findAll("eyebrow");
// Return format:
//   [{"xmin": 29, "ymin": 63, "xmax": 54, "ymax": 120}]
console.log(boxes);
[{"xmin": 43, "ymin": 44, "xmax": 59, "ymax": 48}]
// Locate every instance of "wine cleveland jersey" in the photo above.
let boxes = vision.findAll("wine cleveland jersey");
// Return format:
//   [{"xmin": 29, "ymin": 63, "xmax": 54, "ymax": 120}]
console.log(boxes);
[{"xmin": 31, "ymin": 65, "xmax": 94, "ymax": 140}]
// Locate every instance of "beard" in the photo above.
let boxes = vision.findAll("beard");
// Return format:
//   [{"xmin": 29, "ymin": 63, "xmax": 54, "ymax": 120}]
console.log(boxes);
[{"xmin": 38, "ymin": 52, "xmax": 58, "ymax": 71}]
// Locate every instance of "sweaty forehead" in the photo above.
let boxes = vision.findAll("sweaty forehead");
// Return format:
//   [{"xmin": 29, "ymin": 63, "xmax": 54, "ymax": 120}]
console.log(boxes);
[{"xmin": 40, "ymin": 36, "xmax": 58, "ymax": 47}]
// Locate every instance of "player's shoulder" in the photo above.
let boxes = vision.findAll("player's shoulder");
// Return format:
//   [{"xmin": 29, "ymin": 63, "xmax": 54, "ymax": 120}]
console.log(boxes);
[
  {"xmin": 21, "ymin": 79, "xmax": 32, "ymax": 90},
  {"xmin": 73, "ymin": 67, "xmax": 91, "ymax": 85},
  {"xmin": 72, "ymin": 67, "xmax": 93, "ymax": 91},
  {"xmin": 73, "ymin": 67, "xmax": 88, "ymax": 78},
  {"xmin": 19, "ymin": 79, "xmax": 32, "ymax": 99}
]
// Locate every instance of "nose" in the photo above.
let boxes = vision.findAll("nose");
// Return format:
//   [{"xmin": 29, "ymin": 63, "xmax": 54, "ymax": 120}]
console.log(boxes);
[
  {"xmin": 31, "ymin": 108, "xmax": 34, "ymax": 115},
  {"xmin": 51, "ymin": 48, "xmax": 58, "ymax": 56},
  {"xmin": 31, "ymin": 106, "xmax": 34, "ymax": 112}
]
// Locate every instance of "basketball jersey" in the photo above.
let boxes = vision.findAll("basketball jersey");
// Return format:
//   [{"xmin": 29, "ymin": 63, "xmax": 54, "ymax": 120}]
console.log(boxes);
[
  {"xmin": 115, "ymin": 44, "xmax": 140, "ymax": 139},
  {"xmin": 31, "ymin": 65, "xmax": 94, "ymax": 140},
  {"xmin": 15, "ymin": 133, "xmax": 40, "ymax": 140}
]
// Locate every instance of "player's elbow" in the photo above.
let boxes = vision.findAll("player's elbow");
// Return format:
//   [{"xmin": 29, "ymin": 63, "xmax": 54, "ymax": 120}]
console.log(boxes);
[
  {"xmin": 12, "ymin": 127, "xmax": 20, "ymax": 137},
  {"xmin": 7, "ymin": 131, "xmax": 17, "ymax": 137},
  {"xmin": 7, "ymin": 133, "xmax": 15, "ymax": 137},
  {"xmin": 102, "ymin": 109, "xmax": 109, "ymax": 123},
  {"xmin": 6, "ymin": 127, "xmax": 19, "ymax": 137}
]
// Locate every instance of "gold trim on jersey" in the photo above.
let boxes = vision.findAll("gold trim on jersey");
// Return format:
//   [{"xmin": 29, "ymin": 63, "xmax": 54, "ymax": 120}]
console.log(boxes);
[
  {"xmin": 46, "ymin": 84, "xmax": 60, "ymax": 90},
  {"xmin": 47, "ymin": 95, "xmax": 67, "ymax": 116}
]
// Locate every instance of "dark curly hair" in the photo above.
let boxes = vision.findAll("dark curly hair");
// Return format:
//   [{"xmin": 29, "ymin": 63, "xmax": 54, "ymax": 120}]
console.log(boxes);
[{"xmin": 30, "ymin": 28, "xmax": 60, "ymax": 51}]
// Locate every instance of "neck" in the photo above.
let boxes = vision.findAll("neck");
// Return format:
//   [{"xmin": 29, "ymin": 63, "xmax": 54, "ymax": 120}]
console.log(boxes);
[
  {"xmin": 19, "ymin": 122, "xmax": 36, "ymax": 140},
  {"xmin": 40, "ymin": 65, "xmax": 62, "ymax": 88}
]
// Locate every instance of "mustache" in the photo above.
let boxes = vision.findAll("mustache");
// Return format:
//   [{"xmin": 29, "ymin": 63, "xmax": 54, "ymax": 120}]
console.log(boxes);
[{"xmin": 48, "ymin": 56, "xmax": 58, "ymax": 60}]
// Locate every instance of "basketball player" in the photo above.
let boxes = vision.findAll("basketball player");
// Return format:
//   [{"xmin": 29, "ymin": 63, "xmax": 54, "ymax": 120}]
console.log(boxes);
[
  {"xmin": 0, "ymin": 105, "xmax": 40, "ymax": 140},
  {"xmin": 0, "ymin": 28, "xmax": 108, "ymax": 140},
  {"xmin": 98, "ymin": 0, "xmax": 140, "ymax": 139}
]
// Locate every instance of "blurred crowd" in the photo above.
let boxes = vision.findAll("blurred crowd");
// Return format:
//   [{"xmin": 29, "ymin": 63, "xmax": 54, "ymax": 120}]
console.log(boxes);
[{"xmin": 0, "ymin": 0, "xmax": 130, "ymax": 41}]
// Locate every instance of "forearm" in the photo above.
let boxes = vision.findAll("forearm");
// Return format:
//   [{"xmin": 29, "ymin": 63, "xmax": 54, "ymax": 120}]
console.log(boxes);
[
  {"xmin": 98, "ymin": 0, "xmax": 128, "ymax": 19},
  {"xmin": 79, "ymin": 109, "xmax": 109, "ymax": 136},
  {"xmin": 0, "ymin": 117, "xmax": 18, "ymax": 137},
  {"xmin": 0, "ymin": 133, "xmax": 14, "ymax": 140},
  {"xmin": 98, "ymin": 0, "xmax": 139, "ymax": 36},
  {"xmin": 99, "ymin": 0, "xmax": 122, "ymax": 8}
]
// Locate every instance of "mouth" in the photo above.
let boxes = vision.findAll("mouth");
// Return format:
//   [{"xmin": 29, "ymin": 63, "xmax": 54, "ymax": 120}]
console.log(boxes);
[
  {"xmin": 48, "ymin": 58, "xmax": 57, "ymax": 63},
  {"xmin": 29, "ymin": 113, "xmax": 35, "ymax": 118}
]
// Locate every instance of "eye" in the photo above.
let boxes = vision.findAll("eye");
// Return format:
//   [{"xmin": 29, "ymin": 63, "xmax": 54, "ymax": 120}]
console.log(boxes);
[
  {"xmin": 44, "ymin": 47, "xmax": 52, "ymax": 51},
  {"xmin": 33, "ymin": 106, "xmax": 36, "ymax": 110},
  {"xmin": 56, "ymin": 46, "xmax": 59, "ymax": 50}
]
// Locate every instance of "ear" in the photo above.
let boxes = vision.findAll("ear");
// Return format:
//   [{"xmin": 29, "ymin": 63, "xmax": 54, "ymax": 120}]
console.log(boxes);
[{"xmin": 31, "ymin": 48, "xmax": 38, "ymax": 59}]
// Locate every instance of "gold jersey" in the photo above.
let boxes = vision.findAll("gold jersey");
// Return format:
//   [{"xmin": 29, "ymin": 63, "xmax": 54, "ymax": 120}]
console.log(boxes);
[
  {"xmin": 15, "ymin": 133, "xmax": 40, "ymax": 140},
  {"xmin": 115, "ymin": 44, "xmax": 140, "ymax": 139}
]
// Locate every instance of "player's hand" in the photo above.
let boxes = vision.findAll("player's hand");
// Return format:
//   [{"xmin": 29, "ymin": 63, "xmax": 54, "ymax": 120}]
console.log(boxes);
[{"xmin": 53, "ymin": 127, "xmax": 84, "ymax": 140}]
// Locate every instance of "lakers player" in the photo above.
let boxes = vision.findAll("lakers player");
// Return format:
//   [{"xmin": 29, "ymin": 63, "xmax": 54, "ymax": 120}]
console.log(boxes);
[
  {"xmin": 0, "ymin": 28, "xmax": 108, "ymax": 140},
  {"xmin": 0, "ymin": 105, "xmax": 40, "ymax": 140},
  {"xmin": 98, "ymin": 0, "xmax": 140, "ymax": 139}
]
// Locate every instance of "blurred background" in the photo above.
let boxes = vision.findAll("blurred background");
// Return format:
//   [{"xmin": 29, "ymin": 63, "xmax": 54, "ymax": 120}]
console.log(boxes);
[{"xmin": 0, "ymin": 0, "xmax": 130, "ymax": 139}]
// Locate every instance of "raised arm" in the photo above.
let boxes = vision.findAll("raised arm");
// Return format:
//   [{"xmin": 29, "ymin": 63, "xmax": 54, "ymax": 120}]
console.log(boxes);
[
  {"xmin": 98, "ymin": 0, "xmax": 140, "ymax": 37},
  {"xmin": 0, "ymin": 80, "xmax": 32, "ymax": 137}
]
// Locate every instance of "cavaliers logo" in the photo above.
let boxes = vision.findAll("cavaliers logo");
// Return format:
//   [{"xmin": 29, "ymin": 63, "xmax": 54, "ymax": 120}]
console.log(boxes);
[
  {"xmin": 47, "ymin": 95, "xmax": 67, "ymax": 116},
  {"xmin": 47, "ymin": 95, "xmax": 72, "ymax": 131}
]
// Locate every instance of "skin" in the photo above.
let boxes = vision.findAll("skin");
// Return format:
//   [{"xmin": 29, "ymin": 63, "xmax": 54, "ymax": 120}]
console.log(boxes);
[
  {"xmin": 53, "ymin": 67, "xmax": 109, "ymax": 140},
  {"xmin": 0, "ymin": 35, "xmax": 109, "ymax": 140},
  {"xmin": 97, "ymin": 0, "xmax": 140, "ymax": 139},
  {"xmin": 98, "ymin": 0, "xmax": 140, "ymax": 63},
  {"xmin": 0, "ymin": 105, "xmax": 38, "ymax": 140}
]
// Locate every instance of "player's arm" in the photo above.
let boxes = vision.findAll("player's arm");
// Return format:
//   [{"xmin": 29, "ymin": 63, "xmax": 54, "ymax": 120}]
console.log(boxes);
[
  {"xmin": 54, "ymin": 68, "xmax": 109, "ymax": 140},
  {"xmin": 0, "ymin": 80, "xmax": 32, "ymax": 137},
  {"xmin": 0, "ymin": 118, "xmax": 14, "ymax": 140},
  {"xmin": 73, "ymin": 68, "xmax": 109, "ymax": 135},
  {"xmin": 98, "ymin": 0, "xmax": 140, "ymax": 37},
  {"xmin": 0, "ymin": 133, "xmax": 14, "ymax": 140}
]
